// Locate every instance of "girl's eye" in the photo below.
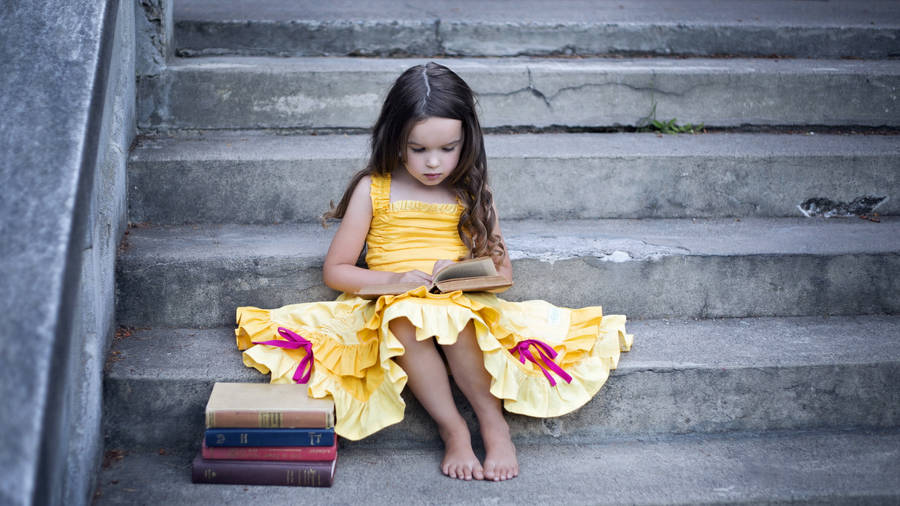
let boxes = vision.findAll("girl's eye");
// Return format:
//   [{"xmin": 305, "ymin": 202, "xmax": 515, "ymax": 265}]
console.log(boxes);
[
  {"xmin": 410, "ymin": 147, "xmax": 425, "ymax": 153},
  {"xmin": 442, "ymin": 146, "xmax": 456, "ymax": 152}
]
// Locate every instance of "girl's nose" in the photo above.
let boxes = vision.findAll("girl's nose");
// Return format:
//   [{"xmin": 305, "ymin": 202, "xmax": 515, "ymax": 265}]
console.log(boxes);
[{"xmin": 426, "ymin": 154, "xmax": 439, "ymax": 168}]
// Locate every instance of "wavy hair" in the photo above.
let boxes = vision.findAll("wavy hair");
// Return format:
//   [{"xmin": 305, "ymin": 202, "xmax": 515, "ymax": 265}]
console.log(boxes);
[{"xmin": 323, "ymin": 62, "xmax": 505, "ymax": 263}]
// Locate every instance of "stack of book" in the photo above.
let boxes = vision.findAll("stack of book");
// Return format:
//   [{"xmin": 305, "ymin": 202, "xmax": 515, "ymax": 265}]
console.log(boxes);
[{"xmin": 191, "ymin": 382, "xmax": 337, "ymax": 487}]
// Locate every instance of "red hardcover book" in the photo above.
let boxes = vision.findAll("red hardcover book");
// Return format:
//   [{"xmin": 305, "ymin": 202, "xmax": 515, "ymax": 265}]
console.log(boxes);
[
  {"xmin": 201, "ymin": 439, "xmax": 337, "ymax": 461},
  {"xmin": 191, "ymin": 453, "xmax": 336, "ymax": 487}
]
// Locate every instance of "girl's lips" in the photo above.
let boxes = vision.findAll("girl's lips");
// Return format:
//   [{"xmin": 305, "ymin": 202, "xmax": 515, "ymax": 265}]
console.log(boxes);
[{"xmin": 424, "ymin": 173, "xmax": 442, "ymax": 179}]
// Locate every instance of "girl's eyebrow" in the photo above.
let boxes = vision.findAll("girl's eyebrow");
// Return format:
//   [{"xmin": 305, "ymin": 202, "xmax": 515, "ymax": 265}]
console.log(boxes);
[{"xmin": 408, "ymin": 139, "xmax": 461, "ymax": 147}]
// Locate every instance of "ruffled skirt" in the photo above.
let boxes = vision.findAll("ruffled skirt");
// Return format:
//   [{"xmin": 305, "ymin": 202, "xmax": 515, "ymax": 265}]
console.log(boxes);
[{"xmin": 236, "ymin": 287, "xmax": 633, "ymax": 441}]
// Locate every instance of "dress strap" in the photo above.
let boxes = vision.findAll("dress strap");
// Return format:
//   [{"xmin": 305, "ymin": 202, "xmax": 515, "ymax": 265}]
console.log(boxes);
[{"xmin": 369, "ymin": 173, "xmax": 391, "ymax": 212}]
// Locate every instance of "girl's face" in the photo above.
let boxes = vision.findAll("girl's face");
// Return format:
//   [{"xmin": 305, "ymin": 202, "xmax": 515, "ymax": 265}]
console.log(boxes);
[{"xmin": 403, "ymin": 116, "xmax": 463, "ymax": 187}]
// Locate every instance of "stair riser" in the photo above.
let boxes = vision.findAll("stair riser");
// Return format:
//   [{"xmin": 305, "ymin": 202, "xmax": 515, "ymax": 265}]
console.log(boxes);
[
  {"xmin": 128, "ymin": 153, "xmax": 900, "ymax": 224},
  {"xmin": 175, "ymin": 21, "xmax": 900, "ymax": 60},
  {"xmin": 102, "ymin": 361, "xmax": 900, "ymax": 453},
  {"xmin": 137, "ymin": 59, "xmax": 900, "ymax": 130},
  {"xmin": 115, "ymin": 253, "xmax": 900, "ymax": 328}
]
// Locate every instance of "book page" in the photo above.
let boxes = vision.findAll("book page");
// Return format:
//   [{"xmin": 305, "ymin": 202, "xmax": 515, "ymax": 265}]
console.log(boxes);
[{"xmin": 433, "ymin": 257, "xmax": 497, "ymax": 283}]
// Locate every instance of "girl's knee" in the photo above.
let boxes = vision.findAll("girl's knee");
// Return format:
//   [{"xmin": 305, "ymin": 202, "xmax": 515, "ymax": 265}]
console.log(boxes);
[
  {"xmin": 388, "ymin": 317, "xmax": 418, "ymax": 345},
  {"xmin": 442, "ymin": 320, "xmax": 477, "ymax": 350}
]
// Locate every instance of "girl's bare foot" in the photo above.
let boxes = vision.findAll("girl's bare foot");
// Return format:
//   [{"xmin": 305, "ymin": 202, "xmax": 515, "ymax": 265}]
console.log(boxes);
[
  {"xmin": 440, "ymin": 425, "xmax": 485, "ymax": 481},
  {"xmin": 481, "ymin": 417, "xmax": 518, "ymax": 481}
]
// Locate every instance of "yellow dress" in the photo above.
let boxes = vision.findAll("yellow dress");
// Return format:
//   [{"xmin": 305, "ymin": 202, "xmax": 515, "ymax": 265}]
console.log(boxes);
[{"xmin": 235, "ymin": 174, "xmax": 633, "ymax": 441}]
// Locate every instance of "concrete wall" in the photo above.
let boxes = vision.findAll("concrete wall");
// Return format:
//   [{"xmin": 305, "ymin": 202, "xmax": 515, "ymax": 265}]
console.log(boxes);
[
  {"xmin": 63, "ymin": 1, "xmax": 136, "ymax": 504},
  {"xmin": 0, "ymin": 0, "xmax": 134, "ymax": 504}
]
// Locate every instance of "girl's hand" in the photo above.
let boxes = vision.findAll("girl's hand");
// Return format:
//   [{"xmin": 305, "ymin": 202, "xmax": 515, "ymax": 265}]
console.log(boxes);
[
  {"xmin": 394, "ymin": 270, "xmax": 432, "ymax": 285},
  {"xmin": 431, "ymin": 259, "xmax": 455, "ymax": 276}
]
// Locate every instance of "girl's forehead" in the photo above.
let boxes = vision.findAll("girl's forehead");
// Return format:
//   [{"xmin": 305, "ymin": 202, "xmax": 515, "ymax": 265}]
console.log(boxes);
[{"xmin": 407, "ymin": 117, "xmax": 463, "ymax": 144}]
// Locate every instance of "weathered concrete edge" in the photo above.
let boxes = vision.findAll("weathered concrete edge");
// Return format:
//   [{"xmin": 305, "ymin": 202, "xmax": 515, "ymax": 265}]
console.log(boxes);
[
  {"xmin": 0, "ymin": 1, "xmax": 135, "ymax": 505},
  {"xmin": 64, "ymin": 2, "xmax": 136, "ymax": 504},
  {"xmin": 135, "ymin": 0, "xmax": 173, "ymax": 76}
]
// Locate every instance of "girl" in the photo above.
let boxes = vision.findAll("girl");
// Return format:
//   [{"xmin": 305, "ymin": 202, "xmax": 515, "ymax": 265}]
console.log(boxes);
[{"xmin": 235, "ymin": 62, "xmax": 632, "ymax": 482}]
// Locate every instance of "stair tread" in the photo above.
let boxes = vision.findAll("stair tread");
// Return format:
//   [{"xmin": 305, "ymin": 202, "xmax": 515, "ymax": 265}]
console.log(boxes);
[
  {"xmin": 130, "ymin": 131, "xmax": 900, "ymax": 162},
  {"xmin": 139, "ymin": 56, "xmax": 900, "ymax": 130},
  {"xmin": 175, "ymin": 0, "xmax": 900, "ymax": 26},
  {"xmin": 120, "ymin": 217, "xmax": 900, "ymax": 262},
  {"xmin": 103, "ymin": 315, "xmax": 900, "ymax": 451},
  {"xmin": 107, "ymin": 315, "xmax": 900, "ymax": 381},
  {"xmin": 171, "ymin": 0, "xmax": 900, "ymax": 60},
  {"xmin": 128, "ymin": 131, "xmax": 900, "ymax": 222},
  {"xmin": 94, "ymin": 429, "xmax": 900, "ymax": 505},
  {"xmin": 165, "ymin": 54, "xmax": 900, "ymax": 72}
]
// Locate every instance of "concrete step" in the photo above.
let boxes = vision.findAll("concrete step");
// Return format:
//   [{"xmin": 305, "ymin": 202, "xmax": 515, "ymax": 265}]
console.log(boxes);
[
  {"xmin": 103, "ymin": 316, "xmax": 900, "ymax": 451},
  {"xmin": 114, "ymin": 218, "xmax": 900, "ymax": 328},
  {"xmin": 129, "ymin": 131, "xmax": 900, "ymax": 224},
  {"xmin": 102, "ymin": 316, "xmax": 900, "ymax": 454},
  {"xmin": 137, "ymin": 57, "xmax": 900, "ymax": 131},
  {"xmin": 173, "ymin": 0, "xmax": 900, "ymax": 59},
  {"xmin": 95, "ymin": 429, "xmax": 900, "ymax": 504}
]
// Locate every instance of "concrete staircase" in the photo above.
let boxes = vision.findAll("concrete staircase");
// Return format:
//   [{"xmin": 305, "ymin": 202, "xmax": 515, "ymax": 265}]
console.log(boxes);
[{"xmin": 97, "ymin": 1, "xmax": 900, "ymax": 504}]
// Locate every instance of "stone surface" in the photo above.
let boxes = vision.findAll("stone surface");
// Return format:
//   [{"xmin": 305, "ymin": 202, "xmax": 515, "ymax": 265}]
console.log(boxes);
[
  {"xmin": 138, "ymin": 56, "xmax": 900, "ymax": 130},
  {"xmin": 128, "ymin": 131, "xmax": 900, "ymax": 223},
  {"xmin": 95, "ymin": 429, "xmax": 900, "ymax": 505},
  {"xmin": 135, "ymin": 0, "xmax": 174, "ymax": 76},
  {"xmin": 173, "ymin": 0, "xmax": 900, "ymax": 58},
  {"xmin": 0, "ymin": 1, "xmax": 133, "ymax": 505},
  {"xmin": 114, "ymin": 218, "xmax": 900, "ymax": 327},
  {"xmin": 102, "ymin": 316, "xmax": 900, "ymax": 452},
  {"xmin": 61, "ymin": 2, "xmax": 135, "ymax": 505}
]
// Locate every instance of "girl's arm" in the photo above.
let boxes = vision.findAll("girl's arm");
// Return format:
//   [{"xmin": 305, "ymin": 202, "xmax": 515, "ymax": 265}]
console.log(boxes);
[{"xmin": 322, "ymin": 176, "xmax": 431, "ymax": 293}]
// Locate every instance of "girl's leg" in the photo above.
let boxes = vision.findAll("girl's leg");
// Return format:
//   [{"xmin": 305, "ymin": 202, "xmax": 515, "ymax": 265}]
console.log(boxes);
[
  {"xmin": 388, "ymin": 317, "xmax": 484, "ymax": 481},
  {"xmin": 441, "ymin": 321, "xmax": 519, "ymax": 481}
]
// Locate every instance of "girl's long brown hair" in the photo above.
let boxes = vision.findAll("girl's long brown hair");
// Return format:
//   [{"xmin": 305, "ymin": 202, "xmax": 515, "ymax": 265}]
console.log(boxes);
[{"xmin": 323, "ymin": 62, "xmax": 505, "ymax": 263}]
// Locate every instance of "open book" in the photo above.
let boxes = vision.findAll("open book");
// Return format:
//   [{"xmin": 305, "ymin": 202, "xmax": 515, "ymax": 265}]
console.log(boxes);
[{"xmin": 355, "ymin": 257, "xmax": 512, "ymax": 298}]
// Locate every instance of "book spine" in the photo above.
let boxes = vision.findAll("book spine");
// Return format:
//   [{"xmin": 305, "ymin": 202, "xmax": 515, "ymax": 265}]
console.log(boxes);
[
  {"xmin": 201, "ymin": 440, "xmax": 337, "ymax": 461},
  {"xmin": 206, "ymin": 410, "xmax": 334, "ymax": 429},
  {"xmin": 205, "ymin": 428, "xmax": 335, "ymax": 447},
  {"xmin": 191, "ymin": 455, "xmax": 334, "ymax": 487}
]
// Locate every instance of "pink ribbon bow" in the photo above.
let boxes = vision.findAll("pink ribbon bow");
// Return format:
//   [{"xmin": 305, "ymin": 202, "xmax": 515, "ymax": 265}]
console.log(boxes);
[
  {"xmin": 258, "ymin": 327, "xmax": 314, "ymax": 384},
  {"xmin": 509, "ymin": 339, "xmax": 572, "ymax": 386}
]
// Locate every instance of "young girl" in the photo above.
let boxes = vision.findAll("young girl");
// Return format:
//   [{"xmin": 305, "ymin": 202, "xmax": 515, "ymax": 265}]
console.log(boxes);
[{"xmin": 235, "ymin": 62, "xmax": 632, "ymax": 482}]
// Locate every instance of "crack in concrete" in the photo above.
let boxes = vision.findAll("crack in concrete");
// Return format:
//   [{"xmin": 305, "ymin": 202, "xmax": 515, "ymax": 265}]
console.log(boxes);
[
  {"xmin": 527, "ymin": 67, "xmax": 553, "ymax": 109},
  {"xmin": 547, "ymin": 79, "xmax": 693, "ymax": 102},
  {"xmin": 479, "ymin": 71, "xmax": 694, "ymax": 114}
]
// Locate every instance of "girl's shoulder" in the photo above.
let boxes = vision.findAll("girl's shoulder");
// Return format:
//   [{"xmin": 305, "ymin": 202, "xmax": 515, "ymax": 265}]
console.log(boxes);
[{"xmin": 346, "ymin": 174, "xmax": 372, "ymax": 200}]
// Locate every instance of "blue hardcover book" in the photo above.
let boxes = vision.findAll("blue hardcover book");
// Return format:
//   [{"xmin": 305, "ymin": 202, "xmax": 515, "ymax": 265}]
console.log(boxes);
[{"xmin": 205, "ymin": 428, "xmax": 335, "ymax": 447}]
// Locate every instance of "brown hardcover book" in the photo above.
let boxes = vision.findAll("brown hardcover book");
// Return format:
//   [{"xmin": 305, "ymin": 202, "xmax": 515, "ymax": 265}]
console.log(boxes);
[
  {"xmin": 355, "ymin": 257, "xmax": 512, "ymax": 299},
  {"xmin": 191, "ymin": 453, "xmax": 336, "ymax": 487},
  {"xmin": 205, "ymin": 382, "xmax": 334, "ymax": 429}
]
